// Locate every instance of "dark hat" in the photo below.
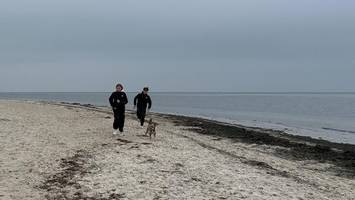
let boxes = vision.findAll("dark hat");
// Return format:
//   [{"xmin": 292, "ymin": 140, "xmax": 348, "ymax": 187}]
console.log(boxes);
[{"xmin": 116, "ymin": 83, "xmax": 123, "ymax": 89}]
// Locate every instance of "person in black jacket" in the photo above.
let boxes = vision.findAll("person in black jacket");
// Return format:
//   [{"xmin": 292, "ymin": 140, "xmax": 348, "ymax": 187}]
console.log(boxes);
[
  {"xmin": 109, "ymin": 83, "xmax": 128, "ymax": 134},
  {"xmin": 134, "ymin": 87, "xmax": 152, "ymax": 127}
]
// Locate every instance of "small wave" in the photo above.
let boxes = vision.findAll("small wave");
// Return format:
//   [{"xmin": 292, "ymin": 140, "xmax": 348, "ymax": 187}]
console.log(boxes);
[{"xmin": 322, "ymin": 127, "xmax": 355, "ymax": 134}]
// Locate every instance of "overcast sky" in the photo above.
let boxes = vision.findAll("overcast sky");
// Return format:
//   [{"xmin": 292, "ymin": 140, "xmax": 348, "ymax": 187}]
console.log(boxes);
[{"xmin": 0, "ymin": 0, "xmax": 354, "ymax": 92}]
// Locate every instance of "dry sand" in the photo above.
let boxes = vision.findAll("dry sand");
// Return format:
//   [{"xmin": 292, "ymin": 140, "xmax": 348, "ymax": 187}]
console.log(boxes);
[{"xmin": 0, "ymin": 100, "xmax": 354, "ymax": 200}]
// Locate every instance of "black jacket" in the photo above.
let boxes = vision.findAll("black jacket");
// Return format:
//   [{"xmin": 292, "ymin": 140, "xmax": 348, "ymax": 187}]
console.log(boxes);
[
  {"xmin": 109, "ymin": 92, "xmax": 128, "ymax": 111},
  {"xmin": 134, "ymin": 92, "xmax": 152, "ymax": 111}
]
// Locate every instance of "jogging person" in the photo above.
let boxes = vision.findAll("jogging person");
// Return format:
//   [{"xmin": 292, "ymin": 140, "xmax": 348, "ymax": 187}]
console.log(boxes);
[
  {"xmin": 109, "ymin": 83, "xmax": 128, "ymax": 135},
  {"xmin": 134, "ymin": 87, "xmax": 152, "ymax": 127}
]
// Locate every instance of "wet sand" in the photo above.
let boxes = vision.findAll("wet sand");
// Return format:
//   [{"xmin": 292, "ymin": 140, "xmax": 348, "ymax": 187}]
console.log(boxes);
[{"xmin": 0, "ymin": 100, "xmax": 354, "ymax": 200}]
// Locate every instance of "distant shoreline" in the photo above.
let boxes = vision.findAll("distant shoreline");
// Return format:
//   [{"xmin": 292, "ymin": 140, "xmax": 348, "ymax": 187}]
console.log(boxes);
[
  {"xmin": 52, "ymin": 101, "xmax": 355, "ymax": 150},
  {"xmin": 15, "ymin": 99, "xmax": 355, "ymax": 164},
  {"xmin": 1, "ymin": 91, "xmax": 355, "ymax": 94},
  {"xmin": 4, "ymin": 97, "xmax": 355, "ymax": 145},
  {"xmin": 8, "ymin": 99, "xmax": 355, "ymax": 148},
  {"xmin": 48, "ymin": 100, "xmax": 355, "ymax": 146}
]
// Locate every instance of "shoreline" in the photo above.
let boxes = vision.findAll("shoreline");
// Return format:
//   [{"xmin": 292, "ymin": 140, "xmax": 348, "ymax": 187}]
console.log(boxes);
[
  {"xmin": 27, "ymin": 99, "xmax": 355, "ymax": 145},
  {"xmin": 1, "ymin": 94, "xmax": 355, "ymax": 145},
  {"xmin": 1, "ymin": 100, "xmax": 355, "ymax": 199},
  {"xmin": 58, "ymin": 100, "xmax": 355, "ymax": 147},
  {"xmin": 5, "ymin": 99, "xmax": 355, "ymax": 159},
  {"xmin": 11, "ymin": 100, "xmax": 355, "ymax": 157},
  {"xmin": 53, "ymin": 101, "xmax": 355, "ymax": 177}
]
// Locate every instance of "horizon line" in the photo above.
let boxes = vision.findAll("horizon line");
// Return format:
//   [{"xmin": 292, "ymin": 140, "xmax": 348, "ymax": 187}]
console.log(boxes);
[{"xmin": 1, "ymin": 91, "xmax": 355, "ymax": 94}]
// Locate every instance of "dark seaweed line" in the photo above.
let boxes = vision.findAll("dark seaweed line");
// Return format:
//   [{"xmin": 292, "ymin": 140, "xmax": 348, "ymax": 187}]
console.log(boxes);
[{"xmin": 161, "ymin": 113, "xmax": 355, "ymax": 179}]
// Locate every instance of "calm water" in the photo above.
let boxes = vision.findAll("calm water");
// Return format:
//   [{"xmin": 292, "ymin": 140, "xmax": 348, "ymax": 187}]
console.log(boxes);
[{"xmin": 1, "ymin": 92, "xmax": 355, "ymax": 144}]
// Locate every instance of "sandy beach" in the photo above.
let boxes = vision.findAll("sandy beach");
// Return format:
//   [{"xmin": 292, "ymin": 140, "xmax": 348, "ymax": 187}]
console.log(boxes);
[{"xmin": 0, "ymin": 100, "xmax": 354, "ymax": 200}]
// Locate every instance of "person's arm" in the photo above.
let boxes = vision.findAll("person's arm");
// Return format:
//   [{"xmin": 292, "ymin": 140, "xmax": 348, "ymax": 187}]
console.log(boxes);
[
  {"xmin": 148, "ymin": 96, "xmax": 152, "ymax": 109},
  {"xmin": 122, "ymin": 93, "xmax": 128, "ymax": 105},
  {"xmin": 134, "ymin": 94, "xmax": 139, "ymax": 106},
  {"xmin": 109, "ymin": 93, "xmax": 114, "ymax": 107}
]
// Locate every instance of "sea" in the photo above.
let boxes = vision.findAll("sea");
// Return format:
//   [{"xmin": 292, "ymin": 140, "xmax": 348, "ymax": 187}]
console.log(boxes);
[{"xmin": 1, "ymin": 92, "xmax": 355, "ymax": 144}]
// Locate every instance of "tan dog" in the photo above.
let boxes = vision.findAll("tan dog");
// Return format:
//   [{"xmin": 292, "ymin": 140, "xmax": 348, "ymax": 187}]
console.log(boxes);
[{"xmin": 145, "ymin": 118, "xmax": 158, "ymax": 139}]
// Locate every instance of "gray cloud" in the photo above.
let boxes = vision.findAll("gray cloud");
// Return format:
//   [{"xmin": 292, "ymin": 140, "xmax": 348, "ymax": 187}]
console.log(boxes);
[{"xmin": 0, "ymin": 0, "xmax": 354, "ymax": 92}]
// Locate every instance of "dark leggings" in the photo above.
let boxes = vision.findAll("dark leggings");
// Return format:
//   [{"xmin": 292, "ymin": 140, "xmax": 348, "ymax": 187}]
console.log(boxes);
[
  {"xmin": 113, "ymin": 110, "xmax": 125, "ymax": 132},
  {"xmin": 137, "ymin": 110, "xmax": 146, "ymax": 126}
]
